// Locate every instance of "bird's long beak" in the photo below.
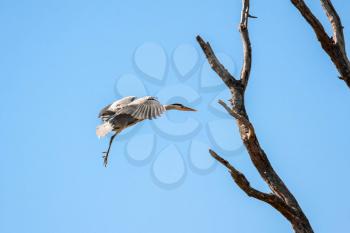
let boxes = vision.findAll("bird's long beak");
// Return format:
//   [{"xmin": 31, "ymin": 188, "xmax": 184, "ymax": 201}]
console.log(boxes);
[{"xmin": 182, "ymin": 106, "xmax": 197, "ymax": 111}]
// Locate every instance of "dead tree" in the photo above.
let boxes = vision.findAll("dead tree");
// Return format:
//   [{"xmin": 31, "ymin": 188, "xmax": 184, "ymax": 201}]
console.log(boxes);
[
  {"xmin": 291, "ymin": 0, "xmax": 350, "ymax": 88},
  {"xmin": 196, "ymin": 0, "xmax": 313, "ymax": 232}
]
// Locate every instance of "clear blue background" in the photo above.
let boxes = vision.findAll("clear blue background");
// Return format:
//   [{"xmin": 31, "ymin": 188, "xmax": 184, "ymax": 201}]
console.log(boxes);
[{"xmin": 1, "ymin": 0, "xmax": 350, "ymax": 232}]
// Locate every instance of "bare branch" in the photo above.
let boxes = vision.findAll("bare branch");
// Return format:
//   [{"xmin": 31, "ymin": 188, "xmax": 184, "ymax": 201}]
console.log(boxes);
[
  {"xmin": 290, "ymin": 0, "xmax": 331, "ymax": 44},
  {"xmin": 218, "ymin": 99, "xmax": 255, "ymax": 138},
  {"xmin": 291, "ymin": 0, "xmax": 350, "ymax": 88},
  {"xmin": 209, "ymin": 149, "xmax": 273, "ymax": 202},
  {"xmin": 209, "ymin": 149, "xmax": 298, "ymax": 222},
  {"xmin": 196, "ymin": 35, "xmax": 238, "ymax": 91},
  {"xmin": 320, "ymin": 0, "xmax": 345, "ymax": 49},
  {"xmin": 239, "ymin": 0, "xmax": 252, "ymax": 88},
  {"xmin": 197, "ymin": 0, "xmax": 314, "ymax": 232}
]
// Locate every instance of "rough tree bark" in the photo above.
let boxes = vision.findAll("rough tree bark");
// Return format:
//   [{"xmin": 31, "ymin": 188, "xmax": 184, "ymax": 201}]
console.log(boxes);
[
  {"xmin": 291, "ymin": 0, "xmax": 350, "ymax": 88},
  {"xmin": 196, "ymin": 0, "xmax": 314, "ymax": 232}
]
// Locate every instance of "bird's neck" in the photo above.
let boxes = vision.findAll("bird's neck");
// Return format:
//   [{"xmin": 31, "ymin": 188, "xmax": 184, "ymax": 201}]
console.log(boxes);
[{"xmin": 164, "ymin": 104, "xmax": 179, "ymax": 111}]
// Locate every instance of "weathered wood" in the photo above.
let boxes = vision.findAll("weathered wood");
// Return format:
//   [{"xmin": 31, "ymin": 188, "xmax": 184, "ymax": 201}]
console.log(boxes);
[
  {"xmin": 291, "ymin": 0, "xmax": 350, "ymax": 88},
  {"xmin": 196, "ymin": 1, "xmax": 314, "ymax": 232}
]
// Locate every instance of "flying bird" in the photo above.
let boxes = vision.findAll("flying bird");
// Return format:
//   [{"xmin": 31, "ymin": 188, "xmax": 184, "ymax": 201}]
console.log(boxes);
[{"xmin": 97, "ymin": 96, "xmax": 196, "ymax": 166}]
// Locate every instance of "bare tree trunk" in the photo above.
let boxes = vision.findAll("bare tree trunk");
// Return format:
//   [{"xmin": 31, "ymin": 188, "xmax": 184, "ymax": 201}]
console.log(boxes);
[
  {"xmin": 196, "ymin": 0, "xmax": 314, "ymax": 232},
  {"xmin": 291, "ymin": 0, "xmax": 350, "ymax": 88}
]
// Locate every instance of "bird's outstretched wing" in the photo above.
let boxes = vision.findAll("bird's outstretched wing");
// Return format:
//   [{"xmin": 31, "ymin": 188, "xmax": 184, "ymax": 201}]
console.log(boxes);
[
  {"xmin": 98, "ymin": 96, "xmax": 137, "ymax": 119},
  {"xmin": 131, "ymin": 96, "xmax": 166, "ymax": 119},
  {"xmin": 116, "ymin": 96, "xmax": 166, "ymax": 120}
]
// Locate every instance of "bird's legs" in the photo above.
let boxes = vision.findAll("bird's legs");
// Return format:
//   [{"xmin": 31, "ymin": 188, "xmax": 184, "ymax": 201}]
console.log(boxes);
[{"xmin": 102, "ymin": 132, "xmax": 117, "ymax": 167}]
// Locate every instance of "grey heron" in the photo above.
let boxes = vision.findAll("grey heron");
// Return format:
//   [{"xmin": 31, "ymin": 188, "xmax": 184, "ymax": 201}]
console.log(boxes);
[{"xmin": 97, "ymin": 96, "xmax": 196, "ymax": 166}]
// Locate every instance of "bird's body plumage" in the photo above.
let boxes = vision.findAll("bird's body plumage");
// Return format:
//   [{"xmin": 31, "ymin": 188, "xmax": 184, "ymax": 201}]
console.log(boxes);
[
  {"xmin": 98, "ymin": 96, "xmax": 137, "ymax": 121},
  {"xmin": 97, "ymin": 96, "xmax": 195, "ymax": 166}
]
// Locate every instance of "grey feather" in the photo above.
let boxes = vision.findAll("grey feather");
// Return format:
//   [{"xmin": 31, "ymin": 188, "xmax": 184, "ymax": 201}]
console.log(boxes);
[
  {"xmin": 99, "ymin": 96, "xmax": 137, "ymax": 120},
  {"xmin": 121, "ymin": 96, "xmax": 166, "ymax": 120}
]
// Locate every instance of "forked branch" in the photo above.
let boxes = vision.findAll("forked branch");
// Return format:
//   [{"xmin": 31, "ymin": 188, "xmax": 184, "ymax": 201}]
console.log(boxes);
[
  {"xmin": 291, "ymin": 0, "xmax": 350, "ymax": 87},
  {"xmin": 197, "ymin": 0, "xmax": 313, "ymax": 232}
]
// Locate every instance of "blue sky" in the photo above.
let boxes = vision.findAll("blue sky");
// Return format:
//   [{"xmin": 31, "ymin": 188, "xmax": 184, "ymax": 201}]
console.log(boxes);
[{"xmin": 1, "ymin": 0, "xmax": 350, "ymax": 233}]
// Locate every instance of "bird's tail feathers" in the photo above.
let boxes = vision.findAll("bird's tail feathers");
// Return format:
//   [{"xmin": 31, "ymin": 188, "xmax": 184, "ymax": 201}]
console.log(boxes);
[{"xmin": 96, "ymin": 122, "xmax": 113, "ymax": 138}]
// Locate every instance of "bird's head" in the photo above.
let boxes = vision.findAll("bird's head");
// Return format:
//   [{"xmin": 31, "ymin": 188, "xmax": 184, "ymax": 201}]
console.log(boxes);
[{"xmin": 167, "ymin": 103, "xmax": 196, "ymax": 111}]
